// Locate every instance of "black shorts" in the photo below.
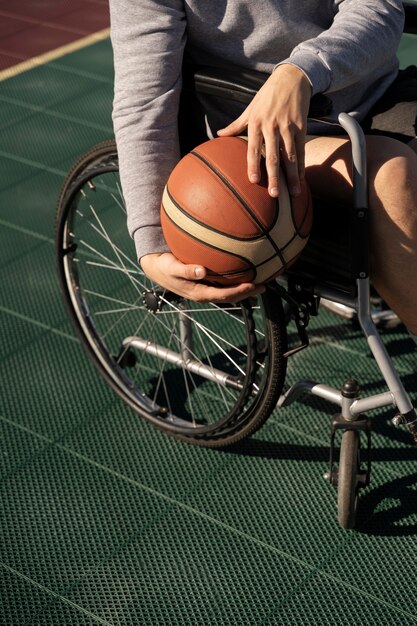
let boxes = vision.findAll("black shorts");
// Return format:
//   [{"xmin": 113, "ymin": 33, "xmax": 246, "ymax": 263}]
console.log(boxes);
[{"xmin": 361, "ymin": 65, "xmax": 417, "ymax": 144}]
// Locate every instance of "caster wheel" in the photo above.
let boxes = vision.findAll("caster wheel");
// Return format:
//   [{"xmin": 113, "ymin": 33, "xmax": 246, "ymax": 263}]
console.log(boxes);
[{"xmin": 337, "ymin": 430, "xmax": 360, "ymax": 529}]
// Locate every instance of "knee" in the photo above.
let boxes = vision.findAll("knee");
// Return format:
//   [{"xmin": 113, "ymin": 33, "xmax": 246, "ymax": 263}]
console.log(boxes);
[{"xmin": 368, "ymin": 137, "xmax": 417, "ymax": 202}]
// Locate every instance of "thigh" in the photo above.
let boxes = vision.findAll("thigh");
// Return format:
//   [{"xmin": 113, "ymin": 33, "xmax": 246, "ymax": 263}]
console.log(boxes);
[
  {"xmin": 304, "ymin": 135, "xmax": 353, "ymax": 203},
  {"xmin": 304, "ymin": 134, "xmax": 417, "ymax": 203}
]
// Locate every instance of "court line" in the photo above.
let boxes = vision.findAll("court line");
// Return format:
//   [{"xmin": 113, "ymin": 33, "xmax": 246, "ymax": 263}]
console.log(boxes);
[
  {"xmin": 0, "ymin": 149, "xmax": 68, "ymax": 176},
  {"xmin": 1, "ymin": 411, "xmax": 416, "ymax": 622},
  {"xmin": 0, "ymin": 218, "xmax": 55, "ymax": 244},
  {"xmin": 0, "ymin": 94, "xmax": 113, "ymax": 133},
  {"xmin": 0, "ymin": 562, "xmax": 114, "ymax": 626},
  {"xmin": 0, "ymin": 28, "xmax": 110, "ymax": 82},
  {"xmin": 0, "ymin": 305, "xmax": 78, "ymax": 343}
]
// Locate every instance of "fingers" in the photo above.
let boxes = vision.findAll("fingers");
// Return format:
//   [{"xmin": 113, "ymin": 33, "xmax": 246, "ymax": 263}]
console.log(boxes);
[
  {"xmin": 171, "ymin": 256, "xmax": 265, "ymax": 303},
  {"xmin": 296, "ymin": 131, "xmax": 306, "ymax": 183},
  {"xmin": 218, "ymin": 67, "xmax": 310, "ymax": 198},
  {"xmin": 248, "ymin": 126, "xmax": 302, "ymax": 198},
  {"xmin": 190, "ymin": 281, "xmax": 265, "ymax": 304},
  {"xmin": 247, "ymin": 126, "xmax": 263, "ymax": 185},
  {"xmin": 263, "ymin": 127, "xmax": 280, "ymax": 197},
  {"xmin": 217, "ymin": 106, "xmax": 303, "ymax": 197},
  {"xmin": 141, "ymin": 252, "xmax": 265, "ymax": 304},
  {"xmin": 217, "ymin": 114, "xmax": 246, "ymax": 137}
]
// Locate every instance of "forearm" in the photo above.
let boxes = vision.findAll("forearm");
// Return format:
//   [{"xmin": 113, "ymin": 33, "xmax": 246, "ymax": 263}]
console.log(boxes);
[{"xmin": 115, "ymin": 98, "xmax": 180, "ymax": 261}]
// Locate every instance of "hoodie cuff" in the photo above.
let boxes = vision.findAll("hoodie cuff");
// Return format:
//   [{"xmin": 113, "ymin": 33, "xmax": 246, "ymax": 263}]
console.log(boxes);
[
  {"xmin": 134, "ymin": 225, "xmax": 170, "ymax": 263},
  {"xmin": 276, "ymin": 50, "xmax": 332, "ymax": 96}
]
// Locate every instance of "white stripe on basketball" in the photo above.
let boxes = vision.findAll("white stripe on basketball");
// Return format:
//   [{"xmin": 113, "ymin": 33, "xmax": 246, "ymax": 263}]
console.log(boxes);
[
  {"xmin": 163, "ymin": 187, "xmax": 281, "ymax": 268},
  {"xmin": 229, "ymin": 137, "xmax": 300, "ymax": 251}
]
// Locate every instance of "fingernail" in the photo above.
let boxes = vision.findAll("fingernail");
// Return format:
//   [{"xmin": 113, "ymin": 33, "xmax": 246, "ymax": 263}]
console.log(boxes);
[
  {"xmin": 269, "ymin": 187, "xmax": 279, "ymax": 196},
  {"xmin": 194, "ymin": 267, "xmax": 204, "ymax": 278},
  {"xmin": 249, "ymin": 174, "xmax": 259, "ymax": 182}
]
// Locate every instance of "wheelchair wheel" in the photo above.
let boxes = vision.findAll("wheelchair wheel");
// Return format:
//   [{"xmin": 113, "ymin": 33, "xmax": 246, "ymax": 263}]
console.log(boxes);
[
  {"xmin": 337, "ymin": 430, "xmax": 360, "ymax": 529},
  {"xmin": 55, "ymin": 140, "xmax": 288, "ymax": 447}
]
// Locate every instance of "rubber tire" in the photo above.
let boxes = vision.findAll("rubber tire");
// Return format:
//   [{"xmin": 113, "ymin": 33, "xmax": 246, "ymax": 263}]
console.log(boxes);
[
  {"xmin": 337, "ymin": 430, "xmax": 360, "ymax": 529},
  {"xmin": 55, "ymin": 140, "xmax": 289, "ymax": 447}
]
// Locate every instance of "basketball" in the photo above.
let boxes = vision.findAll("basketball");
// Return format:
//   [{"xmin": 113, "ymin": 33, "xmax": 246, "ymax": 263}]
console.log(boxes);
[{"xmin": 161, "ymin": 136, "xmax": 313, "ymax": 285}]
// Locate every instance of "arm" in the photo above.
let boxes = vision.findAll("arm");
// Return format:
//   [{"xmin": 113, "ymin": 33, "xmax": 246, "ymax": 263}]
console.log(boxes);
[
  {"xmin": 109, "ymin": 0, "xmax": 185, "ymax": 261},
  {"xmin": 218, "ymin": 0, "xmax": 404, "ymax": 196},
  {"xmin": 110, "ymin": 0, "xmax": 262, "ymax": 302},
  {"xmin": 285, "ymin": 0, "xmax": 404, "ymax": 96}
]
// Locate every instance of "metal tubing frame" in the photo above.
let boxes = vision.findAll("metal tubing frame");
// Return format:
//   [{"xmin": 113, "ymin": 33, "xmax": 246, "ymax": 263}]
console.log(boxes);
[
  {"xmin": 276, "ymin": 113, "xmax": 413, "ymax": 420},
  {"xmin": 122, "ymin": 336, "xmax": 243, "ymax": 391}
]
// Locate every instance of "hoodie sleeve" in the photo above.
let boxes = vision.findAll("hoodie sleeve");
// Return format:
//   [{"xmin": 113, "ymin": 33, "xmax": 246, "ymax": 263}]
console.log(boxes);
[
  {"xmin": 282, "ymin": 0, "xmax": 404, "ymax": 96},
  {"xmin": 109, "ymin": 0, "xmax": 186, "ymax": 261}
]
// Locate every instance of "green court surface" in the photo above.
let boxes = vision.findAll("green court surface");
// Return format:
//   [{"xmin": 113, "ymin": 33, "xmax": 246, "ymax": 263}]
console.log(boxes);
[{"xmin": 0, "ymin": 35, "xmax": 416, "ymax": 626}]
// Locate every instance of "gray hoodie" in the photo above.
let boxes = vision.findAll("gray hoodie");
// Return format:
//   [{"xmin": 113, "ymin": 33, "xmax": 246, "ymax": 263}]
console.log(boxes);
[{"xmin": 109, "ymin": 0, "xmax": 404, "ymax": 261}]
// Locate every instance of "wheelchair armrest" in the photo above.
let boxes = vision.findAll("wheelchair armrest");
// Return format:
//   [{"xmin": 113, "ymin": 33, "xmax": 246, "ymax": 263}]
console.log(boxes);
[
  {"xmin": 404, "ymin": 1, "xmax": 417, "ymax": 34},
  {"xmin": 190, "ymin": 65, "xmax": 334, "ymax": 121}
]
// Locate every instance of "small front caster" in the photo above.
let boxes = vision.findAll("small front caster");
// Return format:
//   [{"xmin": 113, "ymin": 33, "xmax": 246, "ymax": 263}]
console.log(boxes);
[
  {"xmin": 327, "ymin": 411, "xmax": 372, "ymax": 529},
  {"xmin": 337, "ymin": 430, "xmax": 361, "ymax": 529}
]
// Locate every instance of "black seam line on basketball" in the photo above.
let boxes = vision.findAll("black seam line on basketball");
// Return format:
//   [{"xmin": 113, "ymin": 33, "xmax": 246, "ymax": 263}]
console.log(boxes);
[
  {"xmin": 257, "ymin": 247, "xmax": 301, "ymax": 270},
  {"xmin": 291, "ymin": 198, "xmax": 310, "ymax": 239},
  {"xmin": 161, "ymin": 205, "xmax": 257, "ymax": 278},
  {"xmin": 255, "ymin": 251, "xmax": 284, "ymax": 269},
  {"xmin": 163, "ymin": 205, "xmax": 283, "ymax": 277},
  {"xmin": 165, "ymin": 187, "xmax": 266, "ymax": 243},
  {"xmin": 282, "ymin": 232, "xmax": 298, "ymax": 253},
  {"xmin": 219, "ymin": 137, "xmax": 294, "ymax": 251},
  {"xmin": 236, "ymin": 133, "xmax": 310, "ymax": 239},
  {"xmin": 280, "ymin": 230, "xmax": 300, "ymax": 253},
  {"xmin": 189, "ymin": 150, "xmax": 287, "ymax": 266},
  {"xmin": 279, "ymin": 214, "xmax": 311, "ymax": 255}
]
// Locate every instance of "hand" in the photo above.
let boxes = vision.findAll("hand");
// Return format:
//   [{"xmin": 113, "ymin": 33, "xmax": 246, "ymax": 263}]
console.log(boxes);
[
  {"xmin": 140, "ymin": 252, "xmax": 265, "ymax": 303},
  {"xmin": 217, "ymin": 63, "xmax": 312, "ymax": 198}
]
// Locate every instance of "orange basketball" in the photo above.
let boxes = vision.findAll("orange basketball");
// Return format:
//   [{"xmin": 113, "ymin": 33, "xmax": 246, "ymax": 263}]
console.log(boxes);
[{"xmin": 161, "ymin": 136, "xmax": 313, "ymax": 285}]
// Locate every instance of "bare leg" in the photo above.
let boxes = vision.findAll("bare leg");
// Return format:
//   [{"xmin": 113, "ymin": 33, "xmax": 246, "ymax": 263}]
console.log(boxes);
[{"xmin": 304, "ymin": 135, "xmax": 417, "ymax": 334}]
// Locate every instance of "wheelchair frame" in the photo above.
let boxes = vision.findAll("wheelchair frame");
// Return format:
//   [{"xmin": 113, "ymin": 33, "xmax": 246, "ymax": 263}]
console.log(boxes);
[{"xmin": 55, "ymin": 3, "xmax": 417, "ymax": 529}]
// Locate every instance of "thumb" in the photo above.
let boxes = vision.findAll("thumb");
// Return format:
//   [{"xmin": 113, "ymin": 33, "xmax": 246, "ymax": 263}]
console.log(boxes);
[
  {"xmin": 158, "ymin": 253, "xmax": 206, "ymax": 280},
  {"xmin": 181, "ymin": 263, "xmax": 207, "ymax": 281}
]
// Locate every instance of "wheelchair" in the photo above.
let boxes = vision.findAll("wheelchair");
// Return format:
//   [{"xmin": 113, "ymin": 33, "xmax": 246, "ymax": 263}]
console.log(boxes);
[{"xmin": 55, "ymin": 11, "xmax": 417, "ymax": 530}]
